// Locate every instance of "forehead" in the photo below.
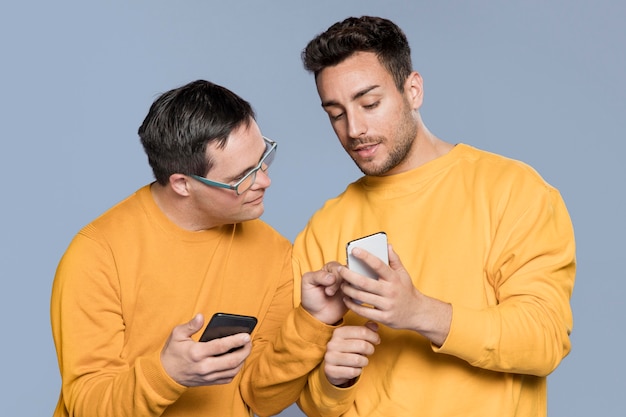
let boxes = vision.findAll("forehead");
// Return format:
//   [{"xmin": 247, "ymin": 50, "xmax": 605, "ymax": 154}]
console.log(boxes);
[
  {"xmin": 316, "ymin": 52, "xmax": 394, "ymax": 102},
  {"xmin": 207, "ymin": 121, "xmax": 264, "ymax": 174}
]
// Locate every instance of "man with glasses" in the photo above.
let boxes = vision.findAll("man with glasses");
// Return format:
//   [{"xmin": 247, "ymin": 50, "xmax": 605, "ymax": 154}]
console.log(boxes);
[
  {"xmin": 190, "ymin": 136, "xmax": 276, "ymax": 195},
  {"xmin": 50, "ymin": 79, "xmax": 337, "ymax": 417}
]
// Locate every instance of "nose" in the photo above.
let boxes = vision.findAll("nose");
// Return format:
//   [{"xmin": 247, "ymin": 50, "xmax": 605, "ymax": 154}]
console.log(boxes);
[
  {"xmin": 252, "ymin": 168, "xmax": 271, "ymax": 189},
  {"xmin": 347, "ymin": 110, "xmax": 367, "ymax": 138}
]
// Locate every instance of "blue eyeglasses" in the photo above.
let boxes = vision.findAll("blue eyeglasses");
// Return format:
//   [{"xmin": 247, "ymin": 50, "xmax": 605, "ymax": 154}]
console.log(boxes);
[{"xmin": 190, "ymin": 136, "xmax": 277, "ymax": 195}]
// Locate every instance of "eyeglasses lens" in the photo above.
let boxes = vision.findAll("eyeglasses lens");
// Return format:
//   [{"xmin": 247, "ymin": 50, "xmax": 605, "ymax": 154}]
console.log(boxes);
[{"xmin": 236, "ymin": 144, "xmax": 276, "ymax": 194}]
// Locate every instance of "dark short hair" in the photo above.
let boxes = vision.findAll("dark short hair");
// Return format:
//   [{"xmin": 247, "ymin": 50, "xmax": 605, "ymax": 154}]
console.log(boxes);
[
  {"xmin": 302, "ymin": 16, "xmax": 413, "ymax": 91},
  {"xmin": 138, "ymin": 80, "xmax": 255, "ymax": 185}
]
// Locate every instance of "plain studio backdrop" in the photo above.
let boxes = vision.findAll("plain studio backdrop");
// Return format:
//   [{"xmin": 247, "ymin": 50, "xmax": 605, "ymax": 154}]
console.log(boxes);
[{"xmin": 1, "ymin": 1, "xmax": 623, "ymax": 416}]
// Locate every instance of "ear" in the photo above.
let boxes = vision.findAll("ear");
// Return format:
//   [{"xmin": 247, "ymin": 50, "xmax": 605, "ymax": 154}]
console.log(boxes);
[
  {"xmin": 404, "ymin": 71, "xmax": 424, "ymax": 110},
  {"xmin": 169, "ymin": 173, "xmax": 191, "ymax": 197}
]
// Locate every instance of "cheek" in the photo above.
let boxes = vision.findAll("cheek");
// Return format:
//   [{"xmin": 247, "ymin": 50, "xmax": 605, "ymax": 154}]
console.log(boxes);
[
  {"xmin": 203, "ymin": 193, "xmax": 239, "ymax": 215},
  {"xmin": 376, "ymin": 104, "xmax": 405, "ymax": 135}
]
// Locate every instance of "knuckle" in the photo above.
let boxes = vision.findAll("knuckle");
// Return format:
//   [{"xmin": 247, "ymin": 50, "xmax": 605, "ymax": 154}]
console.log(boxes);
[
  {"xmin": 350, "ymin": 354, "xmax": 363, "ymax": 367},
  {"xmin": 188, "ymin": 346, "xmax": 205, "ymax": 362}
]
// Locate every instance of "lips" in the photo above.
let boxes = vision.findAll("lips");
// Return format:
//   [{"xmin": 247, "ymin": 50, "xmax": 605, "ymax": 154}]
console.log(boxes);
[{"xmin": 353, "ymin": 142, "xmax": 379, "ymax": 159}]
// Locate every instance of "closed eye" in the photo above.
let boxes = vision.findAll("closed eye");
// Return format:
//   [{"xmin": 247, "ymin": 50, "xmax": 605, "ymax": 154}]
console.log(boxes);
[
  {"xmin": 330, "ymin": 112, "xmax": 345, "ymax": 121},
  {"xmin": 363, "ymin": 101, "xmax": 380, "ymax": 110}
]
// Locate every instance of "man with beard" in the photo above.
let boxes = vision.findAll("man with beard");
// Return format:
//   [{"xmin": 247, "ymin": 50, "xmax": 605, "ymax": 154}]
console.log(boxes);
[{"xmin": 292, "ymin": 16, "xmax": 576, "ymax": 417}]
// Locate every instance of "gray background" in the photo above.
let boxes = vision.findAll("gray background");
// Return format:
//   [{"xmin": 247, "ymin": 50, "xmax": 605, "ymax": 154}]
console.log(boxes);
[{"xmin": 1, "ymin": 1, "xmax": 623, "ymax": 416}]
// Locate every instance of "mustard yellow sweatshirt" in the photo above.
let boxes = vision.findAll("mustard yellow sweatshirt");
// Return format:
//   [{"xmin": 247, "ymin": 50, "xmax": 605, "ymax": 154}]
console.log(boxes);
[
  {"xmin": 292, "ymin": 144, "xmax": 576, "ymax": 417},
  {"xmin": 51, "ymin": 185, "xmax": 318, "ymax": 417}
]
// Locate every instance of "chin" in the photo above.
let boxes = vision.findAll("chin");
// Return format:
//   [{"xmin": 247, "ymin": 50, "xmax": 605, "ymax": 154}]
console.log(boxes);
[
  {"xmin": 356, "ymin": 163, "xmax": 383, "ymax": 176},
  {"xmin": 242, "ymin": 204, "xmax": 264, "ymax": 222}
]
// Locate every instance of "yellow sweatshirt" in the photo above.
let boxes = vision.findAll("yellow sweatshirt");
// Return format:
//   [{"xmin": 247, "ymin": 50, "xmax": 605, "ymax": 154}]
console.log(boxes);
[
  {"xmin": 292, "ymin": 144, "xmax": 576, "ymax": 417},
  {"xmin": 51, "ymin": 185, "xmax": 306, "ymax": 417}
]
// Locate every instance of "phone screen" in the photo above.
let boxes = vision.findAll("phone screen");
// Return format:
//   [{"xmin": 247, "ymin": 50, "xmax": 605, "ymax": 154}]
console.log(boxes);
[{"xmin": 199, "ymin": 313, "xmax": 258, "ymax": 343}]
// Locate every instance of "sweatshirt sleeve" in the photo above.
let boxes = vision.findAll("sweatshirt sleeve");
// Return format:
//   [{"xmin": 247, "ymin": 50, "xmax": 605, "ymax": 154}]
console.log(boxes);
[
  {"xmin": 297, "ymin": 363, "xmax": 358, "ymax": 417},
  {"xmin": 278, "ymin": 228, "xmax": 355, "ymax": 417},
  {"xmin": 436, "ymin": 185, "xmax": 576, "ymax": 376},
  {"xmin": 50, "ymin": 229, "xmax": 186, "ymax": 417},
  {"xmin": 241, "ymin": 305, "xmax": 336, "ymax": 416}
]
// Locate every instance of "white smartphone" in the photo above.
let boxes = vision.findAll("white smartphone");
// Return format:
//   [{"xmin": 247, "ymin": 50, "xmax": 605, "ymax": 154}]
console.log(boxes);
[{"xmin": 346, "ymin": 232, "xmax": 389, "ymax": 279}]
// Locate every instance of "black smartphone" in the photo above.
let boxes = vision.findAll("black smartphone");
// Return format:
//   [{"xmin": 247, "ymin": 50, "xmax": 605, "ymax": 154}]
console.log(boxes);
[
  {"xmin": 199, "ymin": 312, "xmax": 258, "ymax": 343},
  {"xmin": 346, "ymin": 231, "xmax": 389, "ymax": 279}
]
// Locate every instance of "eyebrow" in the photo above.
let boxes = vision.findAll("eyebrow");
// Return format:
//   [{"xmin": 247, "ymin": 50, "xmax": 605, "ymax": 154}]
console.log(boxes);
[{"xmin": 321, "ymin": 84, "xmax": 380, "ymax": 108}]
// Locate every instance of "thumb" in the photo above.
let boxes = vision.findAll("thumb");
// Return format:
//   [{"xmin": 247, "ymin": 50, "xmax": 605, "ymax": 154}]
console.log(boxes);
[
  {"xmin": 184, "ymin": 313, "xmax": 205, "ymax": 337},
  {"xmin": 387, "ymin": 244, "xmax": 404, "ymax": 271},
  {"xmin": 364, "ymin": 321, "xmax": 379, "ymax": 332}
]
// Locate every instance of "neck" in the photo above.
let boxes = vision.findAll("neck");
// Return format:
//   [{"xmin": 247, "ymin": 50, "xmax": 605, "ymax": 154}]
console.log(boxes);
[
  {"xmin": 412, "ymin": 124, "xmax": 454, "ymax": 167},
  {"xmin": 384, "ymin": 116, "xmax": 454, "ymax": 176},
  {"xmin": 150, "ymin": 182, "xmax": 218, "ymax": 231}
]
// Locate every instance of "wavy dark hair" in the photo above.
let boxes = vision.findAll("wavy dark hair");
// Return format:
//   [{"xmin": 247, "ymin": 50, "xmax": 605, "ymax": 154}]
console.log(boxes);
[
  {"xmin": 138, "ymin": 80, "xmax": 255, "ymax": 185},
  {"xmin": 302, "ymin": 16, "xmax": 413, "ymax": 92}
]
